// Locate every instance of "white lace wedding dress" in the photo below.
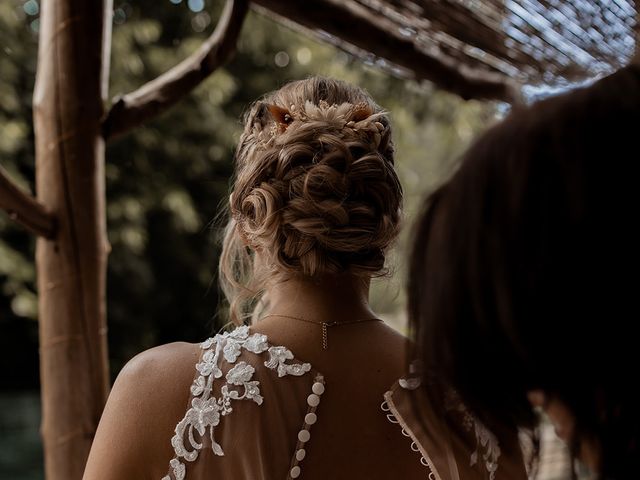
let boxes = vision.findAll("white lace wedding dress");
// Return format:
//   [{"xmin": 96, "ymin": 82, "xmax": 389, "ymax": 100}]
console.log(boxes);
[{"xmin": 161, "ymin": 326, "xmax": 528, "ymax": 480}]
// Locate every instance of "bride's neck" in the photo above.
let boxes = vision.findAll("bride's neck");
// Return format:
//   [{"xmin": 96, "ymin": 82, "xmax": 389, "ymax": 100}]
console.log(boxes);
[{"xmin": 261, "ymin": 274, "xmax": 374, "ymax": 322}]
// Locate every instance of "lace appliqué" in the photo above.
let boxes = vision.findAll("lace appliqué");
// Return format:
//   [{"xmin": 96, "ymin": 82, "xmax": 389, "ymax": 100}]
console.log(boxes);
[
  {"xmin": 266, "ymin": 346, "xmax": 312, "ymax": 377},
  {"xmin": 468, "ymin": 418, "xmax": 501, "ymax": 480},
  {"xmin": 162, "ymin": 326, "xmax": 312, "ymax": 480},
  {"xmin": 388, "ymin": 370, "xmax": 500, "ymax": 480},
  {"xmin": 445, "ymin": 391, "xmax": 501, "ymax": 480}
]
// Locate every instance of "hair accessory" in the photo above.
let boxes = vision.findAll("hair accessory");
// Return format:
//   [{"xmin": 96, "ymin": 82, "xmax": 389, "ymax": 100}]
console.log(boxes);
[{"xmin": 259, "ymin": 100, "xmax": 388, "ymax": 151}]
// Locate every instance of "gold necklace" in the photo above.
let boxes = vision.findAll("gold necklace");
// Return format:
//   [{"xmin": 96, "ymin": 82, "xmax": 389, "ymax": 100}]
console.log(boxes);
[{"xmin": 261, "ymin": 313, "xmax": 382, "ymax": 350}]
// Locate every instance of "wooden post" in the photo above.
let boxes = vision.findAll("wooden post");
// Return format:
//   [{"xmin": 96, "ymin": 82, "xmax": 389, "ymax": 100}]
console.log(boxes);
[{"xmin": 32, "ymin": 0, "xmax": 112, "ymax": 477}]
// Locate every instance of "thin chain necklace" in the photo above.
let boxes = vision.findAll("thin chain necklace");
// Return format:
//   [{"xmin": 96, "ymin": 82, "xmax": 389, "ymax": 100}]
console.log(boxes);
[{"xmin": 261, "ymin": 313, "xmax": 382, "ymax": 350}]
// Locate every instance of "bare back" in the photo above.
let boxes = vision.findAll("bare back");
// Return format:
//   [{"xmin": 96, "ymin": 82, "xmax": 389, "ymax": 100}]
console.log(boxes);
[
  {"xmin": 250, "ymin": 318, "xmax": 426, "ymax": 480},
  {"xmin": 156, "ymin": 320, "xmax": 427, "ymax": 480},
  {"xmin": 84, "ymin": 318, "xmax": 528, "ymax": 480}
]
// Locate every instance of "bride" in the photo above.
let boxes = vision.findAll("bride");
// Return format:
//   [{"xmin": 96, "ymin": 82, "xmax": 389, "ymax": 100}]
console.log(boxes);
[{"xmin": 83, "ymin": 77, "xmax": 526, "ymax": 480}]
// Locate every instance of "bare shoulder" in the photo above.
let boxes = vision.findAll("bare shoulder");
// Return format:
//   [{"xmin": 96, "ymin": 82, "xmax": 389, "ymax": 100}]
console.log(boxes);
[
  {"xmin": 111, "ymin": 341, "xmax": 201, "ymax": 427},
  {"xmin": 375, "ymin": 321, "xmax": 413, "ymax": 358},
  {"xmin": 118, "ymin": 341, "xmax": 201, "ymax": 389},
  {"xmin": 83, "ymin": 341, "xmax": 201, "ymax": 480}
]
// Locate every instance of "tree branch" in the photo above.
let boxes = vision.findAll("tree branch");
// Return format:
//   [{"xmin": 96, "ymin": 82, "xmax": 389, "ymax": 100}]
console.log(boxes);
[
  {"xmin": 0, "ymin": 165, "xmax": 56, "ymax": 238},
  {"xmin": 102, "ymin": 0, "xmax": 249, "ymax": 140}
]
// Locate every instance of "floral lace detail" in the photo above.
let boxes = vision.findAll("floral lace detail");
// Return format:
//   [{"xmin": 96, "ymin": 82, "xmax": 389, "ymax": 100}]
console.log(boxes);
[
  {"xmin": 445, "ymin": 391, "xmax": 501, "ymax": 480},
  {"xmin": 469, "ymin": 420, "xmax": 501, "ymax": 479},
  {"xmin": 265, "ymin": 346, "xmax": 312, "ymax": 377},
  {"xmin": 162, "ymin": 326, "xmax": 312, "ymax": 480}
]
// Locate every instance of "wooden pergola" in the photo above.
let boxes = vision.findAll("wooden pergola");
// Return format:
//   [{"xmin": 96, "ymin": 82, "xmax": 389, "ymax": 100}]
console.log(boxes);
[
  {"xmin": 252, "ymin": 0, "xmax": 639, "ymax": 102},
  {"xmin": 0, "ymin": 0, "xmax": 637, "ymax": 478}
]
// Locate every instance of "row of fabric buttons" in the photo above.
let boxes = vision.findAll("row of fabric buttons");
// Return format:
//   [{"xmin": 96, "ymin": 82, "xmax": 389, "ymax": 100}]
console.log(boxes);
[
  {"xmin": 381, "ymin": 398, "xmax": 435, "ymax": 477},
  {"xmin": 289, "ymin": 375, "xmax": 325, "ymax": 479}
]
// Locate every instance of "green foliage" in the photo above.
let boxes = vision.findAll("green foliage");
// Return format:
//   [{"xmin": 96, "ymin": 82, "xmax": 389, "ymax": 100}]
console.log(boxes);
[
  {"xmin": 0, "ymin": 1, "xmax": 40, "ymax": 392},
  {"xmin": 0, "ymin": 392, "xmax": 43, "ymax": 480}
]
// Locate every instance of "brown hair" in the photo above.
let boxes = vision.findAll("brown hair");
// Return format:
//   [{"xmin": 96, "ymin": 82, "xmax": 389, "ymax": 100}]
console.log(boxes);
[
  {"xmin": 220, "ymin": 77, "xmax": 402, "ymax": 324},
  {"xmin": 408, "ymin": 64, "xmax": 640, "ymax": 479}
]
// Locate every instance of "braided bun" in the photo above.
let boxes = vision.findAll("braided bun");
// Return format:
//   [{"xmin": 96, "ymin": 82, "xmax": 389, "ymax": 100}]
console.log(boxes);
[{"xmin": 220, "ymin": 77, "xmax": 402, "ymax": 324}]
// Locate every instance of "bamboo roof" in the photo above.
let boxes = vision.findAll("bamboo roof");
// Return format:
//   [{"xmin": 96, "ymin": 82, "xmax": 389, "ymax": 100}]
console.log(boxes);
[{"xmin": 253, "ymin": 0, "xmax": 639, "ymax": 101}]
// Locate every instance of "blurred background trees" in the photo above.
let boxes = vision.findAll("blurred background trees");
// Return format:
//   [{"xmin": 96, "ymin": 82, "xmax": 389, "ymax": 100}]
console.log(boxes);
[{"xmin": 0, "ymin": 0, "xmax": 493, "ymax": 477}]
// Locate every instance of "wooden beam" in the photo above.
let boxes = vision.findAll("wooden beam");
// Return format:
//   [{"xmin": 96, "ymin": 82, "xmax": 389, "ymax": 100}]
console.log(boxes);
[
  {"xmin": 251, "ymin": 0, "xmax": 520, "ymax": 102},
  {"xmin": 0, "ymin": 165, "xmax": 56, "ymax": 238},
  {"xmin": 102, "ymin": 0, "xmax": 249, "ymax": 140}
]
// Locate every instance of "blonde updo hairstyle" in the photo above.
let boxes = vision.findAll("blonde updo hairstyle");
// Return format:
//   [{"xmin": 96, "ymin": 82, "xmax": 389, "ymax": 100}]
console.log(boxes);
[{"xmin": 220, "ymin": 77, "xmax": 402, "ymax": 325}]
